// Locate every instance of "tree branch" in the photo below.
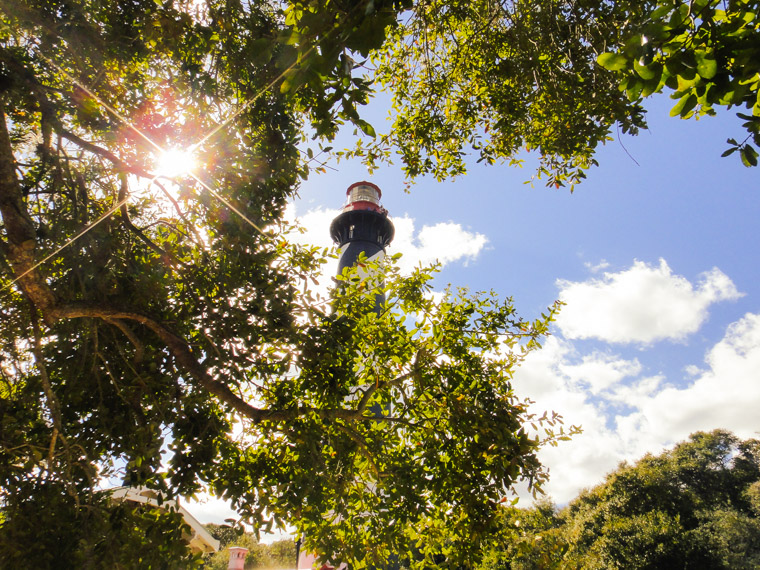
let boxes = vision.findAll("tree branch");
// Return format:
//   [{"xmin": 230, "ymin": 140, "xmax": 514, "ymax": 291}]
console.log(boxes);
[
  {"xmin": 103, "ymin": 317, "xmax": 145, "ymax": 363},
  {"xmin": 58, "ymin": 129, "xmax": 153, "ymax": 178},
  {"xmin": 334, "ymin": 423, "xmax": 383, "ymax": 479},
  {"xmin": 2, "ymin": 109, "xmax": 413, "ymax": 427},
  {"xmin": 355, "ymin": 347, "xmax": 426, "ymax": 413},
  {"xmin": 152, "ymin": 179, "xmax": 209, "ymax": 252},
  {"xmin": 47, "ymin": 303, "xmax": 384, "ymax": 424},
  {"xmin": 50, "ymin": 303, "xmax": 273, "ymax": 421},
  {"xmin": 117, "ymin": 172, "xmax": 178, "ymax": 261}
]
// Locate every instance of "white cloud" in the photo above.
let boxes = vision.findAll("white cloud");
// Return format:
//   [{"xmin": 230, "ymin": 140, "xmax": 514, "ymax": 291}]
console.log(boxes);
[
  {"xmin": 559, "ymin": 352, "xmax": 642, "ymax": 393},
  {"xmin": 513, "ymin": 337, "xmax": 646, "ymax": 503},
  {"xmin": 555, "ymin": 259, "xmax": 742, "ymax": 344},
  {"xmin": 630, "ymin": 312, "xmax": 760, "ymax": 442},
  {"xmin": 285, "ymin": 205, "xmax": 488, "ymax": 287},
  {"xmin": 584, "ymin": 259, "xmax": 610, "ymax": 273},
  {"xmin": 185, "ymin": 493, "xmax": 238, "ymax": 525},
  {"xmin": 287, "ymin": 205, "xmax": 336, "ymax": 251},
  {"xmin": 513, "ymin": 309, "xmax": 760, "ymax": 505},
  {"xmin": 391, "ymin": 217, "xmax": 488, "ymax": 274}
]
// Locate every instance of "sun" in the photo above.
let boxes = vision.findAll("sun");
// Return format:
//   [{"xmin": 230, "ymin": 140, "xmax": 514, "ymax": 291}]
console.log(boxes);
[{"xmin": 154, "ymin": 147, "xmax": 196, "ymax": 178}]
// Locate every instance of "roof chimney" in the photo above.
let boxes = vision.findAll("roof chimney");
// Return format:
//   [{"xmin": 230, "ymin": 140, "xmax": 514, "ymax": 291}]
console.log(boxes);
[{"xmin": 227, "ymin": 546, "xmax": 248, "ymax": 570}]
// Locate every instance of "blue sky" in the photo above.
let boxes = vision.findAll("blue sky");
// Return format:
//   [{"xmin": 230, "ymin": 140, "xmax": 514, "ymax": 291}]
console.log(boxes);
[
  {"xmin": 291, "ymin": 93, "xmax": 760, "ymax": 505},
  {"xmin": 190, "ymin": 93, "xmax": 760, "ymax": 524}
]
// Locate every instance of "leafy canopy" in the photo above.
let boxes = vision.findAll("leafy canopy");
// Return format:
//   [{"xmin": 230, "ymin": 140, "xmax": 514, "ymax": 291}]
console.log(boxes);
[
  {"xmin": 284, "ymin": 0, "xmax": 760, "ymax": 187},
  {"xmin": 476, "ymin": 430, "xmax": 760, "ymax": 569},
  {"xmin": 596, "ymin": 0, "xmax": 760, "ymax": 167}
]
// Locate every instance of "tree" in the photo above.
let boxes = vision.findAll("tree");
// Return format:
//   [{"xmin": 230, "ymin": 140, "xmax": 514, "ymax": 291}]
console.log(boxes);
[
  {"xmin": 477, "ymin": 430, "xmax": 760, "ymax": 569},
  {"xmin": 0, "ymin": 479, "xmax": 201, "ymax": 568},
  {"xmin": 285, "ymin": 0, "xmax": 651, "ymax": 187},
  {"xmin": 596, "ymin": 0, "xmax": 760, "ymax": 167},
  {"xmin": 0, "ymin": 2, "xmax": 580, "ymax": 567},
  {"xmin": 20, "ymin": 0, "xmax": 760, "ymax": 565},
  {"xmin": 562, "ymin": 430, "xmax": 760, "ymax": 569},
  {"xmin": 205, "ymin": 523, "xmax": 246, "ymax": 550},
  {"xmin": 476, "ymin": 499, "xmax": 569, "ymax": 570},
  {"xmin": 266, "ymin": 539, "xmax": 297, "ymax": 568},
  {"xmin": 283, "ymin": 0, "xmax": 759, "ymax": 187},
  {"xmin": 204, "ymin": 532, "xmax": 267, "ymax": 570}
]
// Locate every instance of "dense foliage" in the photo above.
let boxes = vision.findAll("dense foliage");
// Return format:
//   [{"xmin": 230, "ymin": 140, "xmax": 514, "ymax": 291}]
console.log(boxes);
[
  {"xmin": 597, "ymin": 0, "xmax": 760, "ymax": 167},
  {"xmin": 477, "ymin": 430, "xmax": 760, "ymax": 569},
  {"xmin": 0, "ymin": 481, "xmax": 199, "ymax": 568}
]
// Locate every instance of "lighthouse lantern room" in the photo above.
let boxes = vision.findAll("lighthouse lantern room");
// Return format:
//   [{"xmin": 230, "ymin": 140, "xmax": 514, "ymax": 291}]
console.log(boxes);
[{"xmin": 329, "ymin": 181, "xmax": 395, "ymax": 276}]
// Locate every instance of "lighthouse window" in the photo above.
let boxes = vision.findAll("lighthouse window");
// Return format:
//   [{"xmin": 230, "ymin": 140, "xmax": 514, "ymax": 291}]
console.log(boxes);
[
  {"xmin": 348, "ymin": 185, "xmax": 380, "ymax": 205},
  {"xmin": 349, "ymin": 224, "xmax": 355, "ymax": 239}
]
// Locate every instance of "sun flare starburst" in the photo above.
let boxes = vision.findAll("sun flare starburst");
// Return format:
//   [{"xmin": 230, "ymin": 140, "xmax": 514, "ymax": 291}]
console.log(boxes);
[{"xmin": 154, "ymin": 147, "xmax": 196, "ymax": 178}]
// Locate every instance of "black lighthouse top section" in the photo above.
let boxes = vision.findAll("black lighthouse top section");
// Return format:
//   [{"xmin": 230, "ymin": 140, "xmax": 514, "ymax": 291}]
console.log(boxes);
[{"xmin": 330, "ymin": 181, "xmax": 395, "ymax": 275}]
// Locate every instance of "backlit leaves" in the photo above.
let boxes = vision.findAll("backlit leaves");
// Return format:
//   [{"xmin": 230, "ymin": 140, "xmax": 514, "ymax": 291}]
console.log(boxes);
[{"xmin": 598, "ymin": 0, "xmax": 760, "ymax": 167}]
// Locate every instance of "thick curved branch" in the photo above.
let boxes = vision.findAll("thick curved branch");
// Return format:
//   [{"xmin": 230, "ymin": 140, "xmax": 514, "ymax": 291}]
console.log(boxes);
[
  {"xmin": 49, "ymin": 303, "xmax": 386, "ymax": 424},
  {"xmin": 51, "ymin": 303, "xmax": 273, "ymax": 421},
  {"xmin": 2, "ymin": 107, "xmax": 406, "ymax": 425},
  {"xmin": 58, "ymin": 129, "xmax": 153, "ymax": 178},
  {"xmin": 103, "ymin": 317, "xmax": 145, "ymax": 363}
]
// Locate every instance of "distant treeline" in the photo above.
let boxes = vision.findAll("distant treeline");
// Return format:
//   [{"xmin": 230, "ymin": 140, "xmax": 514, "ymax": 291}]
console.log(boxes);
[
  {"xmin": 476, "ymin": 429, "xmax": 760, "ymax": 569},
  {"xmin": 203, "ymin": 525, "xmax": 296, "ymax": 570}
]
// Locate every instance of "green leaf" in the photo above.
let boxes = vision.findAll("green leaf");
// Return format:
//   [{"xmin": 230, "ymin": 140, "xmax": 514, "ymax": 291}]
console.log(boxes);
[
  {"xmin": 650, "ymin": 5, "xmax": 672, "ymax": 20},
  {"xmin": 741, "ymin": 144, "xmax": 758, "ymax": 167},
  {"xmin": 635, "ymin": 60, "xmax": 662, "ymax": 83},
  {"xmin": 597, "ymin": 52, "xmax": 628, "ymax": 71},
  {"xmin": 721, "ymin": 147, "xmax": 738, "ymax": 157},
  {"xmin": 641, "ymin": 75, "xmax": 664, "ymax": 98},
  {"xmin": 695, "ymin": 50, "xmax": 718, "ymax": 79},
  {"xmin": 626, "ymin": 79, "xmax": 644, "ymax": 101},
  {"xmin": 670, "ymin": 93, "xmax": 698, "ymax": 117},
  {"xmin": 357, "ymin": 119, "xmax": 376, "ymax": 137}
]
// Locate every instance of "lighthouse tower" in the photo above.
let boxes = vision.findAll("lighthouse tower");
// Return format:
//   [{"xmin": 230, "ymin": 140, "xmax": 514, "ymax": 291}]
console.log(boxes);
[
  {"xmin": 295, "ymin": 183, "xmax": 393, "ymax": 570},
  {"xmin": 329, "ymin": 181, "xmax": 395, "ymax": 305}
]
